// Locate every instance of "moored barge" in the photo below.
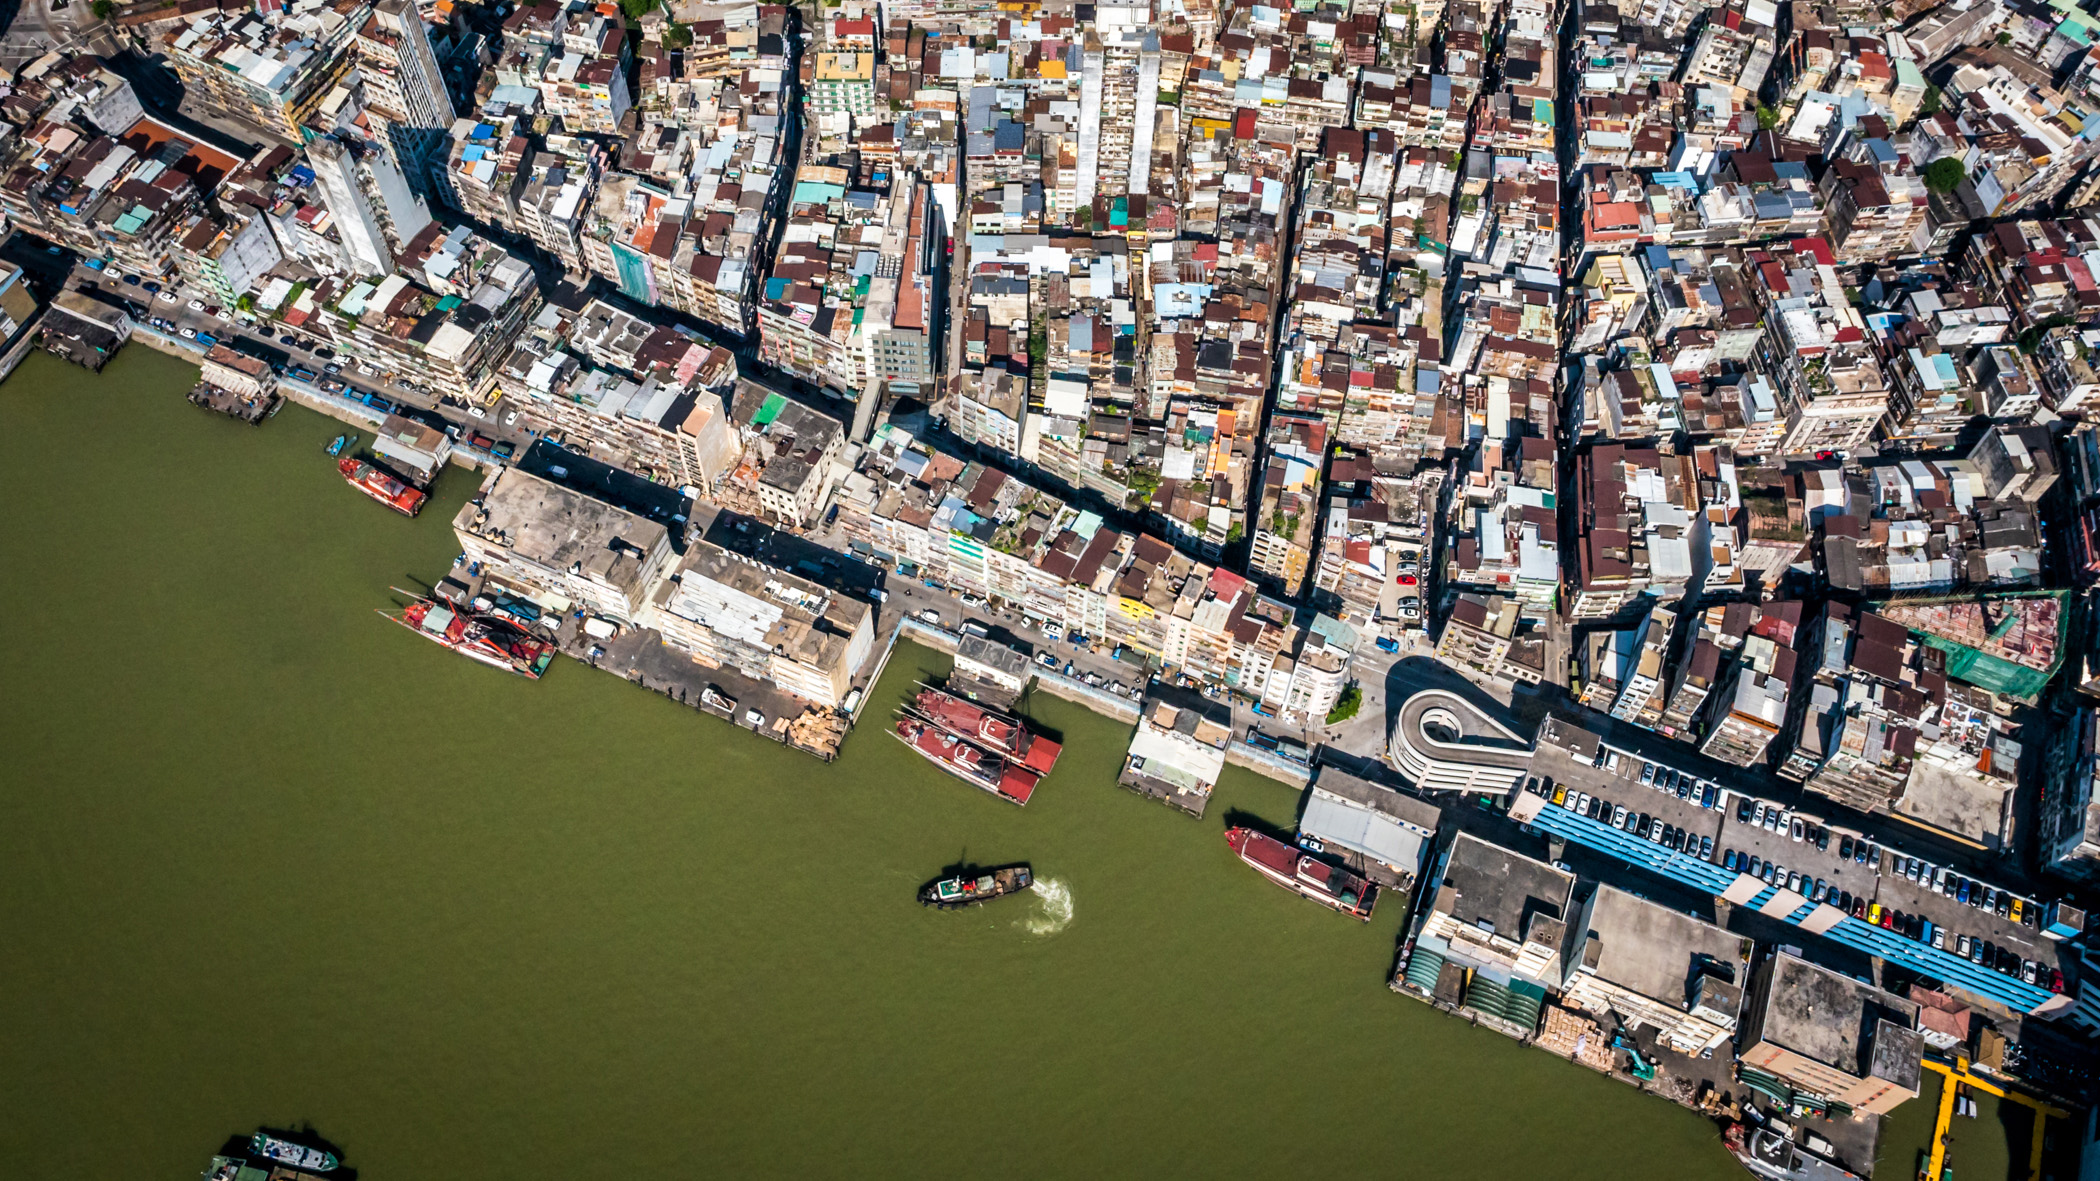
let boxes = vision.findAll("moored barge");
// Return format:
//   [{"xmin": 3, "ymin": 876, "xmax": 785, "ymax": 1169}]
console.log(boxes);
[
  {"xmin": 381, "ymin": 596, "xmax": 556, "ymax": 678},
  {"xmin": 339, "ymin": 455, "xmax": 426, "ymax": 516},
  {"xmin": 908, "ymin": 685, "xmax": 1062, "ymax": 776},
  {"xmin": 893, "ymin": 715, "xmax": 1041, "ymax": 804},
  {"xmin": 1225, "ymin": 826, "xmax": 1377, "ymax": 920}
]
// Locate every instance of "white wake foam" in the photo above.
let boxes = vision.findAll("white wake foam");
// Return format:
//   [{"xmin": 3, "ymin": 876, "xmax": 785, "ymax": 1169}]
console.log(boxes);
[{"xmin": 1022, "ymin": 876, "xmax": 1073, "ymax": 936}]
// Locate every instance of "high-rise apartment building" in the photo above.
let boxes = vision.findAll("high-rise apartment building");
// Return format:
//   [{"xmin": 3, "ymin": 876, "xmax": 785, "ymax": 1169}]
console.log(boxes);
[{"xmin": 353, "ymin": 0, "xmax": 458, "ymax": 197}]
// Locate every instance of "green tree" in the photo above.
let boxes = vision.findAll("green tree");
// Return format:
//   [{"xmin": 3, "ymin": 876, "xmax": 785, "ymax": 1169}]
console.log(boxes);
[
  {"xmin": 1325, "ymin": 686, "xmax": 1363, "ymax": 726},
  {"xmin": 1918, "ymin": 85, "xmax": 1942, "ymax": 118},
  {"xmin": 90, "ymin": 0, "xmax": 114, "ymax": 18},
  {"xmin": 1755, "ymin": 104, "xmax": 1781, "ymax": 131},
  {"xmin": 661, "ymin": 21, "xmax": 693, "ymax": 47},
  {"xmin": 617, "ymin": 0, "xmax": 656, "ymax": 18},
  {"xmin": 1997, "ymin": 31, "xmax": 2012, "ymax": 45},
  {"xmin": 1922, "ymin": 157, "xmax": 1966, "ymax": 194}
]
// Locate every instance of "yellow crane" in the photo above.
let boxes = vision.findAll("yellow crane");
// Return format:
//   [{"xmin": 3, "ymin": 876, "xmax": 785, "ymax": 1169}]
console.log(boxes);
[{"xmin": 1919, "ymin": 1057, "xmax": 2068, "ymax": 1181}]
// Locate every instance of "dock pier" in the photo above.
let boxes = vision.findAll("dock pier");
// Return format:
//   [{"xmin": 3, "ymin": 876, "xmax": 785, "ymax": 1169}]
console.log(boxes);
[{"xmin": 186, "ymin": 382, "xmax": 278, "ymax": 424}]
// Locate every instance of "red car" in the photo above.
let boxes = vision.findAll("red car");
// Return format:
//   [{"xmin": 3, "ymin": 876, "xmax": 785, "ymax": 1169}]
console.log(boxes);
[{"xmin": 1397, "ymin": 574, "xmax": 1418, "ymax": 586}]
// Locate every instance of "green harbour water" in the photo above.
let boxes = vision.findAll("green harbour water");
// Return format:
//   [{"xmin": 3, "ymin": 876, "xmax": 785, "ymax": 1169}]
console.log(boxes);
[{"xmin": 0, "ymin": 348, "xmax": 1743, "ymax": 1178}]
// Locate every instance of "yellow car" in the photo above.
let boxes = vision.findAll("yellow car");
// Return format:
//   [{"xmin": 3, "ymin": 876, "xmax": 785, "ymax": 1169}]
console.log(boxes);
[
  {"xmin": 1552, "ymin": 785, "xmax": 1567, "ymax": 806},
  {"xmin": 2009, "ymin": 898, "xmax": 2024, "ymax": 924}
]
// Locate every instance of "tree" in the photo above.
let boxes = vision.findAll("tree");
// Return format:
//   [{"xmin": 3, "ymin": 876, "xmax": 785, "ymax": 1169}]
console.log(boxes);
[
  {"xmin": 1918, "ymin": 85, "xmax": 1942, "ymax": 118},
  {"xmin": 1325, "ymin": 686, "xmax": 1363, "ymax": 726},
  {"xmin": 1922, "ymin": 157, "xmax": 1966, "ymax": 194},
  {"xmin": 1755, "ymin": 104, "xmax": 1781, "ymax": 131},
  {"xmin": 1997, "ymin": 31, "xmax": 2012, "ymax": 45},
  {"xmin": 661, "ymin": 21, "xmax": 693, "ymax": 47},
  {"xmin": 90, "ymin": 0, "xmax": 114, "ymax": 18}
]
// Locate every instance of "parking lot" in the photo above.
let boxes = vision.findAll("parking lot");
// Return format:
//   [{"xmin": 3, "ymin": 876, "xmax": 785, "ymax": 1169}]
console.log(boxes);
[{"xmin": 1532, "ymin": 716, "xmax": 2071, "ymax": 997}]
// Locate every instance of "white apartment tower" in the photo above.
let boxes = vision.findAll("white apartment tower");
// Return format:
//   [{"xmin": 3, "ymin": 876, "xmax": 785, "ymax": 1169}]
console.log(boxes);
[
  {"xmin": 355, "ymin": 0, "xmax": 458, "ymax": 196},
  {"xmin": 308, "ymin": 134, "xmax": 432, "ymax": 277}
]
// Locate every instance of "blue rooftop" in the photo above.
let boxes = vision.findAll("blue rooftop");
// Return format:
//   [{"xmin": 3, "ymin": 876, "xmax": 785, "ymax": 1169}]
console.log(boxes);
[{"xmin": 1524, "ymin": 803, "xmax": 2056, "ymax": 1015}]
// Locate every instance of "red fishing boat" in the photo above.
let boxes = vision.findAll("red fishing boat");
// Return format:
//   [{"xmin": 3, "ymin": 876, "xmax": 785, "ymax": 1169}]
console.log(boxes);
[
  {"xmin": 381, "ymin": 596, "xmax": 556, "ymax": 678},
  {"xmin": 893, "ymin": 715, "xmax": 1041, "ymax": 804},
  {"xmin": 1224, "ymin": 827, "xmax": 1377, "ymax": 919},
  {"xmin": 908, "ymin": 686, "xmax": 1062, "ymax": 776},
  {"xmin": 339, "ymin": 455, "xmax": 426, "ymax": 516}
]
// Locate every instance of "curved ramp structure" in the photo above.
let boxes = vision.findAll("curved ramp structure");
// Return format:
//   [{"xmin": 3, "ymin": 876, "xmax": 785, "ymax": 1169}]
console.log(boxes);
[{"xmin": 1388, "ymin": 689, "xmax": 1532, "ymax": 795}]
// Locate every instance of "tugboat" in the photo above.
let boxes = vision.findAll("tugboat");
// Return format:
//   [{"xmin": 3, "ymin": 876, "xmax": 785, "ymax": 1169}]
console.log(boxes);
[
  {"xmin": 247, "ymin": 1131, "xmax": 340, "ymax": 1173},
  {"xmin": 919, "ymin": 863, "xmax": 1034, "ymax": 908},
  {"xmin": 1224, "ymin": 827, "xmax": 1377, "ymax": 920},
  {"xmin": 893, "ymin": 714, "xmax": 1041, "ymax": 804},
  {"xmin": 907, "ymin": 686, "xmax": 1062, "ymax": 776},
  {"xmin": 380, "ymin": 595, "xmax": 556, "ymax": 678},
  {"xmin": 339, "ymin": 454, "xmax": 426, "ymax": 517}
]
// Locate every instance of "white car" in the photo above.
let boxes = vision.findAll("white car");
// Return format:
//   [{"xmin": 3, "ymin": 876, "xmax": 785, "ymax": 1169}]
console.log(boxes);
[
  {"xmin": 177, "ymin": 327, "xmax": 196, "ymax": 338},
  {"xmin": 157, "ymin": 290, "xmax": 179, "ymax": 303},
  {"xmin": 504, "ymin": 411, "xmax": 519, "ymax": 426},
  {"xmin": 186, "ymin": 299, "xmax": 204, "ymax": 310}
]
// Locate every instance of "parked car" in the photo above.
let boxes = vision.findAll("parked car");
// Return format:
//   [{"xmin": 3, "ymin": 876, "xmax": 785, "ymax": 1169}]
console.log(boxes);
[{"xmin": 186, "ymin": 298, "xmax": 204, "ymax": 310}]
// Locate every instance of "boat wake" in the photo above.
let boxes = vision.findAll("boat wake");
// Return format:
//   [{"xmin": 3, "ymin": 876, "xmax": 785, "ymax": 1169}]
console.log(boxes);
[{"xmin": 1020, "ymin": 876, "xmax": 1073, "ymax": 936}]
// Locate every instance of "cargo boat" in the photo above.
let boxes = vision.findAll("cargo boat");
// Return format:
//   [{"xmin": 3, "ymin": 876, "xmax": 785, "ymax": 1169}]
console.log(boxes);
[
  {"xmin": 338, "ymin": 455, "xmax": 426, "ymax": 516},
  {"xmin": 918, "ymin": 863, "xmax": 1033, "ymax": 908},
  {"xmin": 907, "ymin": 686, "xmax": 1061, "ymax": 776},
  {"xmin": 249, "ymin": 1132, "xmax": 340, "ymax": 1173},
  {"xmin": 1224, "ymin": 827, "xmax": 1376, "ymax": 919},
  {"xmin": 893, "ymin": 715, "xmax": 1041, "ymax": 804},
  {"xmin": 381, "ymin": 596, "xmax": 556, "ymax": 678}
]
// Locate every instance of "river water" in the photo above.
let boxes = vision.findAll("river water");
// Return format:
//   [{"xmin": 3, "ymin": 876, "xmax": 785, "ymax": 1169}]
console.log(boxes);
[{"xmin": 0, "ymin": 348, "xmax": 1740, "ymax": 1177}]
